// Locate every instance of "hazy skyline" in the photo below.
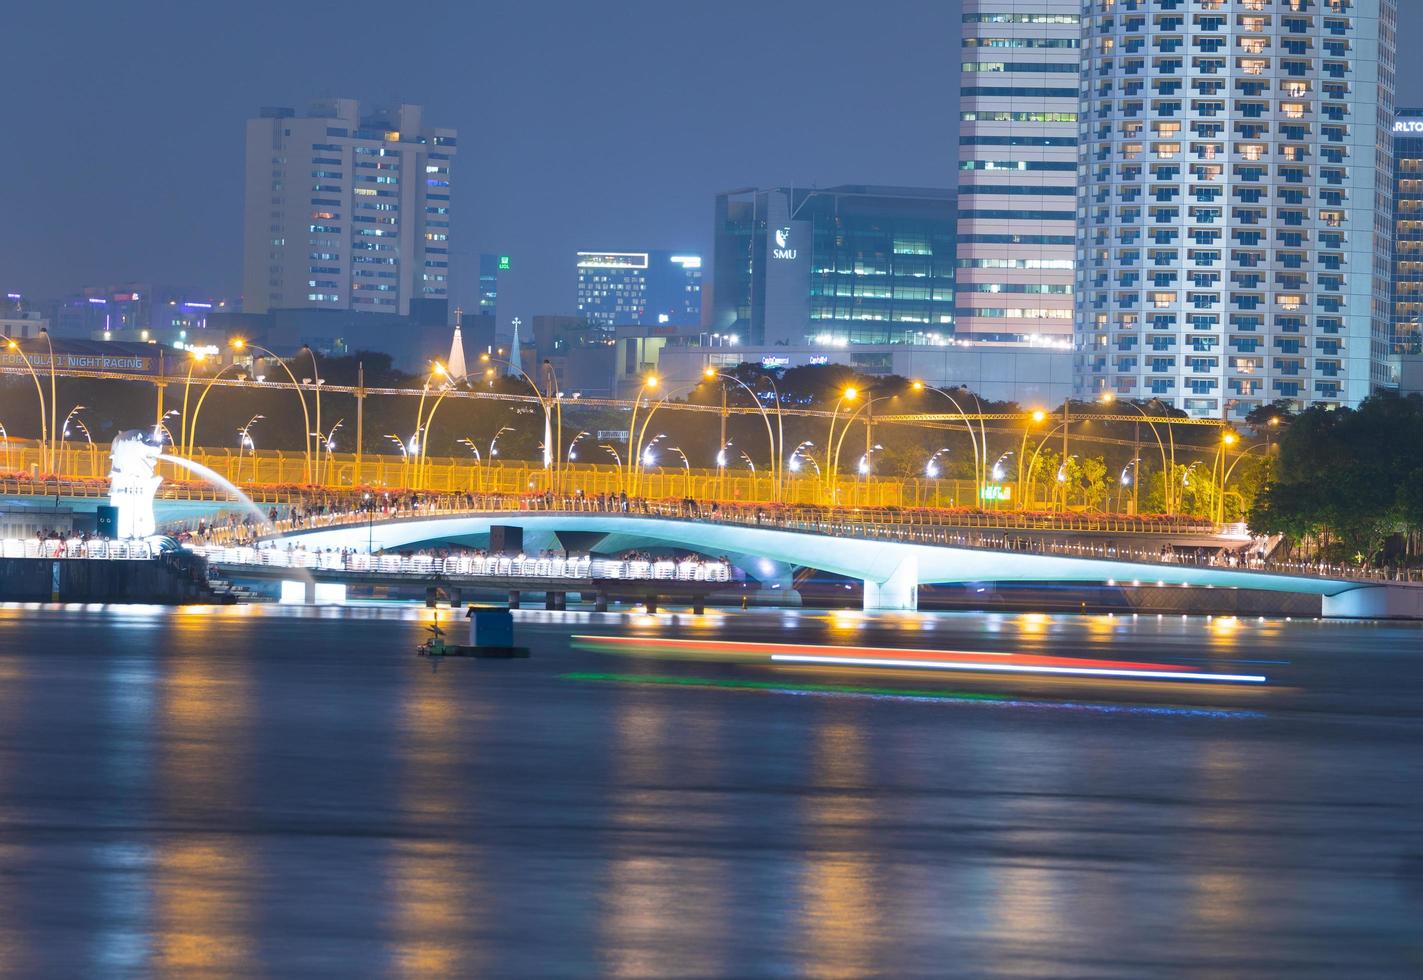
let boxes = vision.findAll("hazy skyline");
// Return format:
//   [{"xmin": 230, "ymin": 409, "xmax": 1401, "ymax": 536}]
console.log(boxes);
[{"xmin": 5, "ymin": 0, "xmax": 1421, "ymax": 328}]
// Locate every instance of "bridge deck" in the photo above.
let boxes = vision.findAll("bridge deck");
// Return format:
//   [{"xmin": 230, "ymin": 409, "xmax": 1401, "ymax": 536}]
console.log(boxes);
[{"xmin": 217, "ymin": 504, "xmax": 1418, "ymax": 590}]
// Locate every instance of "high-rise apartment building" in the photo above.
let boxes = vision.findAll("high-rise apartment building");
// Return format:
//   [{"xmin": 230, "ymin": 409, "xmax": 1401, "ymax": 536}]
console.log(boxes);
[
  {"xmin": 242, "ymin": 99, "xmax": 457, "ymax": 318},
  {"xmin": 576, "ymin": 251, "xmax": 702, "ymax": 326},
  {"xmin": 1077, "ymin": 0, "xmax": 1397, "ymax": 417},
  {"xmin": 954, "ymin": 1, "xmax": 1081, "ymax": 345},
  {"xmin": 1391, "ymin": 107, "xmax": 1423, "ymax": 374}
]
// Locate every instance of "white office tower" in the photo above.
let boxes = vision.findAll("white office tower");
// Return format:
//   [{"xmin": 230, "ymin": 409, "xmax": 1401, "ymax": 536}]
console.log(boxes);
[
  {"xmin": 242, "ymin": 99, "xmax": 457, "ymax": 316},
  {"xmin": 955, "ymin": 1, "xmax": 1082, "ymax": 345},
  {"xmin": 1077, "ymin": 0, "xmax": 1397, "ymax": 418}
]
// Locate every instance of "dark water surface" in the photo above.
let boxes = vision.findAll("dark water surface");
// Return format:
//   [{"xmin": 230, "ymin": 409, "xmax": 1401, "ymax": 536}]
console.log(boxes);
[{"xmin": 0, "ymin": 603, "xmax": 1419, "ymax": 977}]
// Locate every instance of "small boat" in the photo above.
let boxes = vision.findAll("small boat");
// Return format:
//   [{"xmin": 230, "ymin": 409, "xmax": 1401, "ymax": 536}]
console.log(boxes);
[{"xmin": 416, "ymin": 622, "xmax": 529, "ymax": 659}]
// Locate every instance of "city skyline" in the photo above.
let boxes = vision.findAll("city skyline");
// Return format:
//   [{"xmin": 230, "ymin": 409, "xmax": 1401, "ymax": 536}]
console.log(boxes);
[
  {"xmin": 0, "ymin": 0, "xmax": 961, "ymax": 325},
  {"xmin": 5, "ymin": 4, "xmax": 1423, "ymax": 366}
]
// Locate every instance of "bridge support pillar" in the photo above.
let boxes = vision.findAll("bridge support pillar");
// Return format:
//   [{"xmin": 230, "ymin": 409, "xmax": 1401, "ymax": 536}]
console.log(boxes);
[
  {"xmin": 692, "ymin": 597, "xmax": 705, "ymax": 615},
  {"xmin": 731, "ymin": 556, "xmax": 800, "ymax": 606},
  {"xmin": 508, "ymin": 589, "xmax": 521, "ymax": 610},
  {"xmin": 1322, "ymin": 586, "xmax": 1423, "ymax": 620},
  {"xmin": 554, "ymin": 591, "xmax": 566, "ymax": 610},
  {"xmin": 595, "ymin": 593, "xmax": 608, "ymax": 613},
  {"xmin": 863, "ymin": 556, "xmax": 918, "ymax": 612},
  {"xmin": 645, "ymin": 594, "xmax": 658, "ymax": 614}
]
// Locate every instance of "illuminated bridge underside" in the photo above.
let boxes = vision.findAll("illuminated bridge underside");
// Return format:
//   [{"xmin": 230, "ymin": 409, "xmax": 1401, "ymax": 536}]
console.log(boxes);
[{"xmin": 269, "ymin": 513, "xmax": 1422, "ymax": 618}]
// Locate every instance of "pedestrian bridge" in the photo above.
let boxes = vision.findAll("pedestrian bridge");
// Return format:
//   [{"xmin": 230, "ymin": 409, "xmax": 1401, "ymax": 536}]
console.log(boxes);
[{"xmin": 259, "ymin": 510, "xmax": 1423, "ymax": 619}]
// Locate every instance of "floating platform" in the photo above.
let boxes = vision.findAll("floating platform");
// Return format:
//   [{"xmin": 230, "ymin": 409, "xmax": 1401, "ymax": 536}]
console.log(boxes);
[{"xmin": 417, "ymin": 640, "xmax": 529, "ymax": 659}]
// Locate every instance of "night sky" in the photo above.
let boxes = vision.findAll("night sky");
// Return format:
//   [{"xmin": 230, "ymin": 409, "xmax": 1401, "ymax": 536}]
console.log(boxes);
[{"xmin": 5, "ymin": 0, "xmax": 1423, "ymax": 326}]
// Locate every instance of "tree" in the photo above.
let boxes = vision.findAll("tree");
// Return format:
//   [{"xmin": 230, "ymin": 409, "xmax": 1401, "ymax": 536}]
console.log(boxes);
[
  {"xmin": 1249, "ymin": 392, "xmax": 1423, "ymax": 563},
  {"xmin": 1244, "ymin": 398, "xmax": 1296, "ymax": 430}
]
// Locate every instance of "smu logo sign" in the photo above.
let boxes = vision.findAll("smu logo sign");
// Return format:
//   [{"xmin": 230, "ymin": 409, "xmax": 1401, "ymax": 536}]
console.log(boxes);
[{"xmin": 772, "ymin": 226, "xmax": 797, "ymax": 260}]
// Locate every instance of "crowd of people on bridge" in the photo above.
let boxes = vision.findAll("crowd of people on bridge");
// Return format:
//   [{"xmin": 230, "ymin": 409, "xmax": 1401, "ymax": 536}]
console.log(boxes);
[{"xmin": 149, "ymin": 487, "xmax": 1423, "ymax": 584}]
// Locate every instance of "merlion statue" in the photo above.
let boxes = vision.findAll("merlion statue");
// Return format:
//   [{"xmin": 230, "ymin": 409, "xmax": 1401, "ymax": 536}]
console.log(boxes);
[{"xmin": 109, "ymin": 429, "xmax": 163, "ymax": 538}]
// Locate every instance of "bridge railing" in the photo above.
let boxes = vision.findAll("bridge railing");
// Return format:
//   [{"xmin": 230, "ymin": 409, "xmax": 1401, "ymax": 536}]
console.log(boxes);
[
  {"xmin": 1, "ymin": 538, "xmax": 159, "ymax": 560},
  {"xmin": 188, "ymin": 545, "xmax": 732, "ymax": 583},
  {"xmin": 179, "ymin": 497, "xmax": 1423, "ymax": 586},
  {"xmin": 225, "ymin": 493, "xmax": 1219, "ymax": 538},
  {"xmin": 7, "ymin": 436, "xmax": 1232, "ymax": 516}
]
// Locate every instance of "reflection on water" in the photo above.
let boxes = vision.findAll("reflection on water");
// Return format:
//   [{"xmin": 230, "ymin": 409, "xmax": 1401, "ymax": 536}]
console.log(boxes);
[
  {"xmin": 152, "ymin": 615, "xmax": 255, "ymax": 974},
  {"xmin": 801, "ymin": 721, "xmax": 879, "ymax": 978},
  {"xmin": 389, "ymin": 668, "xmax": 484, "ymax": 977},
  {"xmin": 1189, "ymin": 740, "xmax": 1252, "ymax": 933},
  {"xmin": 0, "ymin": 605, "xmax": 1416, "ymax": 976},
  {"xmin": 601, "ymin": 694, "xmax": 731, "ymax": 976},
  {"xmin": 0, "ymin": 650, "xmax": 23, "ymax": 975}
]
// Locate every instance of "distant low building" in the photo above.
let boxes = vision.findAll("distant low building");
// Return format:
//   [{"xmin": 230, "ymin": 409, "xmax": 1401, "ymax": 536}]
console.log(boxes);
[
  {"xmin": 526, "ymin": 315, "xmax": 616, "ymax": 397},
  {"xmin": 50, "ymin": 284, "xmax": 232, "ymax": 349},
  {"xmin": 654, "ymin": 335, "xmax": 1072, "ymax": 408},
  {"xmin": 206, "ymin": 308, "xmax": 452, "ymax": 373},
  {"xmin": 1401, "ymin": 354, "xmax": 1423, "ymax": 396},
  {"xmin": 0, "ymin": 311, "xmax": 47, "ymax": 341}
]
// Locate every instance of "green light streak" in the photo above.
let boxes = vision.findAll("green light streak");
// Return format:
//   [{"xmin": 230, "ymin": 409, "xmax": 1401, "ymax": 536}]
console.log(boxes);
[{"xmin": 560, "ymin": 672, "xmax": 1010, "ymax": 702}]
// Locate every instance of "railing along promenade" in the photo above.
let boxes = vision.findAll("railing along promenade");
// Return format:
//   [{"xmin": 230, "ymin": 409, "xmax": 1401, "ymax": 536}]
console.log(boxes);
[
  {"xmin": 186, "ymin": 495, "xmax": 1420, "ymax": 587},
  {"xmin": 186, "ymin": 545, "xmax": 732, "ymax": 585},
  {"xmin": 0, "ymin": 436, "xmax": 1214, "ymax": 511},
  {"xmin": 9, "ymin": 498, "xmax": 1416, "ymax": 588},
  {"xmin": 1, "ymin": 447, "xmax": 978, "ymax": 510},
  {"xmin": 1, "ymin": 537, "xmax": 161, "ymax": 560}
]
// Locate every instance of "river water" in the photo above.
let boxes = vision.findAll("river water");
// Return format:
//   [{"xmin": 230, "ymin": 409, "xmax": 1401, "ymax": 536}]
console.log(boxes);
[{"xmin": 0, "ymin": 603, "xmax": 1419, "ymax": 977}]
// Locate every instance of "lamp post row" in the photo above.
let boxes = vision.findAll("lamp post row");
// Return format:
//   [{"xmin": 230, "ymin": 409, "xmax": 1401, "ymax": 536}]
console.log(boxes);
[{"xmin": 0, "ymin": 337, "xmax": 1266, "ymax": 517}]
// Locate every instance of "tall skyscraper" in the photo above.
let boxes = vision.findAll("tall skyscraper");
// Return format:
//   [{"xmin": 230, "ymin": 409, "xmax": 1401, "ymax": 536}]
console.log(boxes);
[
  {"xmin": 954, "ymin": 1, "xmax": 1081, "ymax": 345},
  {"xmin": 242, "ymin": 99, "xmax": 457, "ymax": 318},
  {"xmin": 576, "ymin": 251, "xmax": 701, "ymax": 326},
  {"xmin": 1391, "ymin": 107, "xmax": 1423, "ymax": 376},
  {"xmin": 1077, "ymin": 1, "xmax": 1397, "ymax": 417}
]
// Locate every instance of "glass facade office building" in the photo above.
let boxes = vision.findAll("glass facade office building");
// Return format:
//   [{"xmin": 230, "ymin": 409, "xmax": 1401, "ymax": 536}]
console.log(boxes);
[
  {"xmin": 956, "ymin": 0, "xmax": 1081, "ymax": 344},
  {"xmin": 710, "ymin": 185, "xmax": 957, "ymax": 347},
  {"xmin": 478, "ymin": 253, "xmax": 505, "ymax": 320},
  {"xmin": 576, "ymin": 251, "xmax": 702, "ymax": 326},
  {"xmin": 1077, "ymin": 0, "xmax": 1398, "ymax": 417},
  {"xmin": 1392, "ymin": 108, "xmax": 1423, "ymax": 371}
]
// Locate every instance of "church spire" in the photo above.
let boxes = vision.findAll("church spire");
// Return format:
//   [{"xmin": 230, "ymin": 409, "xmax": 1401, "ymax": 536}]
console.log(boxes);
[
  {"xmin": 446, "ymin": 307, "xmax": 467, "ymax": 381},
  {"xmin": 509, "ymin": 316, "xmax": 524, "ymax": 376}
]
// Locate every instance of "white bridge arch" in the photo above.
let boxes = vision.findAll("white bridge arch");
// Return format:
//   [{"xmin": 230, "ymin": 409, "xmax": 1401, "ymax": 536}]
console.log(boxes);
[{"xmin": 264, "ymin": 512, "xmax": 1422, "ymax": 618}]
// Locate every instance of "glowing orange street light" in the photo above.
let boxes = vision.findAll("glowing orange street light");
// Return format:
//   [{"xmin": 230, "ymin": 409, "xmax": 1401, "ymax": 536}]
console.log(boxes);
[
  {"xmin": 1017, "ymin": 408, "xmax": 1049, "ymax": 504},
  {"xmin": 228, "ymin": 338, "xmax": 313, "ymax": 481}
]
